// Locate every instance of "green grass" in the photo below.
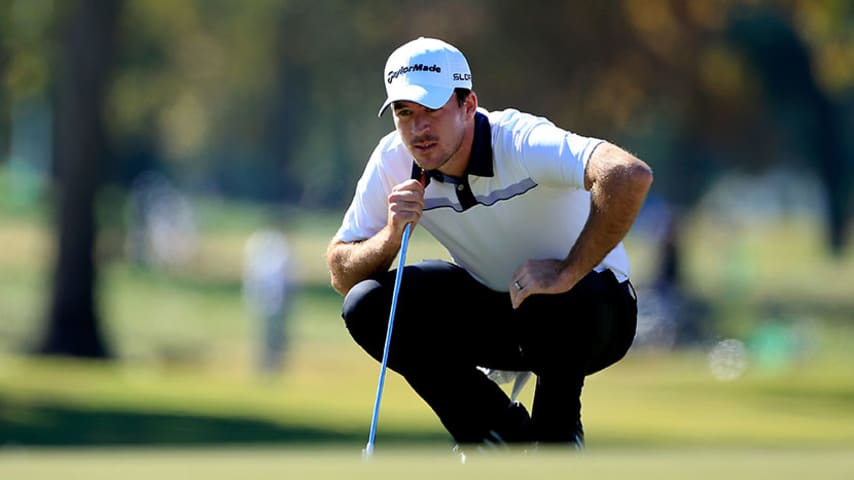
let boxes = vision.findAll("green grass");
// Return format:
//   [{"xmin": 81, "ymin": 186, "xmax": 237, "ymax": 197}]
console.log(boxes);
[
  {"xmin": 2, "ymin": 340, "xmax": 853, "ymax": 448},
  {"xmin": 1, "ymin": 182, "xmax": 854, "ymax": 460},
  {"xmin": 1, "ymin": 447, "xmax": 854, "ymax": 480}
]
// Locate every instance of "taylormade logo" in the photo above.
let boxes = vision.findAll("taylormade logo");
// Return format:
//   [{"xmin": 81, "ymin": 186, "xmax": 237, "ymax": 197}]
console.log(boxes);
[{"xmin": 387, "ymin": 64, "xmax": 441, "ymax": 83}]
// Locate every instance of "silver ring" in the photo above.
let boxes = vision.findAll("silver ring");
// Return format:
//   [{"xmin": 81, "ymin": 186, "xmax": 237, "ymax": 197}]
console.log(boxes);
[{"xmin": 514, "ymin": 280, "xmax": 522, "ymax": 290}]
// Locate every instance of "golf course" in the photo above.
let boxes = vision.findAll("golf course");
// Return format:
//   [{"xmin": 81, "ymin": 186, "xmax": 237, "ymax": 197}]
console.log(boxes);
[
  {"xmin": 3, "ymin": 2, "xmax": 854, "ymax": 478},
  {"xmin": 2, "ymin": 187, "xmax": 853, "ymax": 479}
]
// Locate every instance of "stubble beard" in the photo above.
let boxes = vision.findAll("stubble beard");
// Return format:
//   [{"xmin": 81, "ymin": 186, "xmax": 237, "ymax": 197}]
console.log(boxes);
[{"xmin": 414, "ymin": 129, "xmax": 465, "ymax": 174}]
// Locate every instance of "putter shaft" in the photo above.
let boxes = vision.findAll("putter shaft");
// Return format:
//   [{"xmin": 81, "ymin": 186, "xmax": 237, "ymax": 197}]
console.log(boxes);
[{"xmin": 364, "ymin": 222, "xmax": 413, "ymax": 457}]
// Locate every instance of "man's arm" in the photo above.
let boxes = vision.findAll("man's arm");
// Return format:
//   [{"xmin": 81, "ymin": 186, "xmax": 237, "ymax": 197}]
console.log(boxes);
[
  {"xmin": 326, "ymin": 227, "xmax": 402, "ymax": 296},
  {"xmin": 565, "ymin": 142, "xmax": 653, "ymax": 284},
  {"xmin": 509, "ymin": 142, "xmax": 652, "ymax": 308},
  {"xmin": 326, "ymin": 178, "xmax": 425, "ymax": 296}
]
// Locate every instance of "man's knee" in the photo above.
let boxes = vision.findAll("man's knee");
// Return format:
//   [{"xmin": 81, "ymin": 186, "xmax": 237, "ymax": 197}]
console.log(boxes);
[{"xmin": 342, "ymin": 278, "xmax": 389, "ymax": 359}]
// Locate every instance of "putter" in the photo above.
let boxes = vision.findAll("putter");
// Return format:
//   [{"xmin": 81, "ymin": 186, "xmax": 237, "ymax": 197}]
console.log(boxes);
[
  {"xmin": 363, "ymin": 220, "xmax": 414, "ymax": 459},
  {"xmin": 363, "ymin": 170, "xmax": 426, "ymax": 459}
]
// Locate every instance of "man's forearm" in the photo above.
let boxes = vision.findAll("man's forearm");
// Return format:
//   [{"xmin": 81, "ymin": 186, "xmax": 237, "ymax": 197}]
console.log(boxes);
[
  {"xmin": 326, "ymin": 226, "xmax": 402, "ymax": 295},
  {"xmin": 560, "ymin": 146, "xmax": 653, "ymax": 288}
]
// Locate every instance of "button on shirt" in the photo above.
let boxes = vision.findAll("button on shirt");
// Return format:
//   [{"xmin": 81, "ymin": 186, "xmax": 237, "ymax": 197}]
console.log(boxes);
[{"xmin": 335, "ymin": 108, "xmax": 630, "ymax": 292}]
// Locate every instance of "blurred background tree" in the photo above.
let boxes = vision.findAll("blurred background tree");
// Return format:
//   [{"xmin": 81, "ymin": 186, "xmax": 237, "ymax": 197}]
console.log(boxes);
[
  {"xmin": 37, "ymin": 0, "xmax": 122, "ymax": 358},
  {"xmin": 0, "ymin": 0, "xmax": 851, "ymax": 358},
  {"xmin": 0, "ymin": 1, "xmax": 9, "ymax": 164}
]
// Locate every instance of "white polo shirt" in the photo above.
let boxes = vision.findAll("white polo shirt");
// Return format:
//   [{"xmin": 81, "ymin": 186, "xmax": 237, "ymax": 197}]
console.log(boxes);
[{"xmin": 335, "ymin": 108, "xmax": 630, "ymax": 291}]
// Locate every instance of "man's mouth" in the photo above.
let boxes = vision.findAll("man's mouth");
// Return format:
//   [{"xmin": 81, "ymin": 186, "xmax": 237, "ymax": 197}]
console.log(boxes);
[{"xmin": 413, "ymin": 140, "xmax": 437, "ymax": 152}]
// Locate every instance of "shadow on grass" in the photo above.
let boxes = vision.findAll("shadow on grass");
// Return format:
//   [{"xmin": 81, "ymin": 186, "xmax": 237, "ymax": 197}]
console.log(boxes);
[{"xmin": 0, "ymin": 399, "xmax": 449, "ymax": 447}]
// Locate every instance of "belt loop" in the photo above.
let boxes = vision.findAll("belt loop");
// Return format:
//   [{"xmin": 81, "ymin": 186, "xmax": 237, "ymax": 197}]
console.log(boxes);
[{"xmin": 625, "ymin": 280, "xmax": 637, "ymax": 301}]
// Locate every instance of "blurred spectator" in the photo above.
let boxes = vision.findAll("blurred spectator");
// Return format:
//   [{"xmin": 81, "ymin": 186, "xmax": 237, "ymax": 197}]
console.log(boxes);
[
  {"xmin": 126, "ymin": 170, "xmax": 198, "ymax": 269},
  {"xmin": 242, "ymin": 229, "xmax": 294, "ymax": 377}
]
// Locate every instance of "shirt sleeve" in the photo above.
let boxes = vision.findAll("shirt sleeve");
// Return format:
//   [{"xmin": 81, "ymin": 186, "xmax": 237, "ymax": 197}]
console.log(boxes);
[
  {"xmin": 508, "ymin": 111, "xmax": 604, "ymax": 189},
  {"xmin": 334, "ymin": 137, "xmax": 407, "ymax": 243}
]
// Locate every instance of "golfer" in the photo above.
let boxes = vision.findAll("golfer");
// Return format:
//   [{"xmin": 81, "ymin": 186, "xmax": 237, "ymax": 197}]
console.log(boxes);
[{"xmin": 327, "ymin": 37, "xmax": 652, "ymax": 450}]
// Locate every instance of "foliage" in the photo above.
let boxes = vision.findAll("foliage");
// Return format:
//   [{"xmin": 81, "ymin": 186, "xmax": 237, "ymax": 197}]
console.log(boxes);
[{"xmin": 1, "ymin": 0, "xmax": 852, "ymax": 210}]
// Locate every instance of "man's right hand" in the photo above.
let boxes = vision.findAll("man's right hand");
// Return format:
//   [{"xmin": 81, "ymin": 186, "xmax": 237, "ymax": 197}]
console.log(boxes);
[
  {"xmin": 387, "ymin": 178, "xmax": 426, "ymax": 236},
  {"xmin": 326, "ymin": 176, "xmax": 427, "ymax": 296}
]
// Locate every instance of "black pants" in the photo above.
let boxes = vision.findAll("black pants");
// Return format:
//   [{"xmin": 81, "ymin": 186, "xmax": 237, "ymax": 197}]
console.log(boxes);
[{"xmin": 342, "ymin": 260, "xmax": 637, "ymax": 444}]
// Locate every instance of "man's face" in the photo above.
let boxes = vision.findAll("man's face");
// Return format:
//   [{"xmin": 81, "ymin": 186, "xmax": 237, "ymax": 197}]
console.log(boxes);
[{"xmin": 392, "ymin": 93, "xmax": 469, "ymax": 172}]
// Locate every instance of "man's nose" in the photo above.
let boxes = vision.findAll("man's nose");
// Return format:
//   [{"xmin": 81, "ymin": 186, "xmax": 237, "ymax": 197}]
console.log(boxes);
[{"xmin": 411, "ymin": 112, "xmax": 431, "ymax": 134}]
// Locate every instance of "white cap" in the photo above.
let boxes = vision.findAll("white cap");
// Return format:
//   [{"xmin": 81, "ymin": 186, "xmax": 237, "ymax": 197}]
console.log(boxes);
[{"xmin": 378, "ymin": 37, "xmax": 472, "ymax": 117}]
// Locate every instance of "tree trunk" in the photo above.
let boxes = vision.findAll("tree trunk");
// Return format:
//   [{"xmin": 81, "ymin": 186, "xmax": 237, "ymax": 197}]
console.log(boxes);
[
  {"xmin": 36, "ymin": 0, "xmax": 121, "ymax": 358},
  {"xmin": 0, "ymin": 2, "xmax": 9, "ymax": 164}
]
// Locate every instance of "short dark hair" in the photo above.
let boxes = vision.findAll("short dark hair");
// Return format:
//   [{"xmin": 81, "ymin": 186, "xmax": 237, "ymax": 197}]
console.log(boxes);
[{"xmin": 454, "ymin": 88, "xmax": 472, "ymax": 106}]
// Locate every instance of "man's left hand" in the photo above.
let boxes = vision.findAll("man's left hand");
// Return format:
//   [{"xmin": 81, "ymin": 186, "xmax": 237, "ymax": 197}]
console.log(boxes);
[{"xmin": 509, "ymin": 258, "xmax": 578, "ymax": 309}]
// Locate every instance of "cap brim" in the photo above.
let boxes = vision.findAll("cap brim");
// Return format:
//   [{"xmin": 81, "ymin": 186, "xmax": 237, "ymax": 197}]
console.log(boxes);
[{"xmin": 377, "ymin": 84, "xmax": 454, "ymax": 117}]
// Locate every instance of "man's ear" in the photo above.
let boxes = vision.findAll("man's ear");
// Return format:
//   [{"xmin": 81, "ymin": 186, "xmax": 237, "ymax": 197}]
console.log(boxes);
[{"xmin": 466, "ymin": 91, "xmax": 478, "ymax": 118}]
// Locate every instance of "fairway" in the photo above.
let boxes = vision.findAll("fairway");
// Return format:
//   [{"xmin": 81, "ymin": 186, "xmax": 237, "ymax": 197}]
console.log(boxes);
[
  {"xmin": 2, "ymin": 189, "xmax": 854, "ymax": 477},
  {"xmin": 2, "ymin": 446, "xmax": 853, "ymax": 480}
]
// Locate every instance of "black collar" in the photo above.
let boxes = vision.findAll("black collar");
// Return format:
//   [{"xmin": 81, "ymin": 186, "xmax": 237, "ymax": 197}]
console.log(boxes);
[{"xmin": 411, "ymin": 111, "xmax": 493, "ymax": 185}]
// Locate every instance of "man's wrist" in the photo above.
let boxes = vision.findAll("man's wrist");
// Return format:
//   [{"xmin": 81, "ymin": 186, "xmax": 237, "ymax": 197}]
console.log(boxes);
[{"xmin": 558, "ymin": 257, "xmax": 586, "ymax": 290}]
